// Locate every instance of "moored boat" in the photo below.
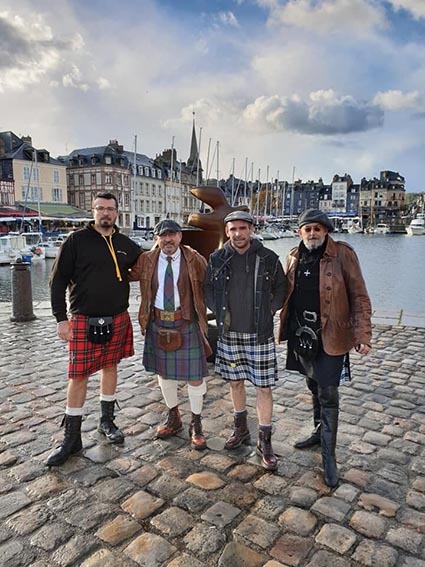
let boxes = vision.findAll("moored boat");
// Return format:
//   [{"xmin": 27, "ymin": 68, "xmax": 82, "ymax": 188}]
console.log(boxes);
[
  {"xmin": 406, "ymin": 215, "xmax": 425, "ymax": 236},
  {"xmin": 374, "ymin": 223, "xmax": 390, "ymax": 235}
]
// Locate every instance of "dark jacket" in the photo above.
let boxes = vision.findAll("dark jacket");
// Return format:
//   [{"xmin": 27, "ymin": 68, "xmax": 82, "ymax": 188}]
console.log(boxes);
[
  {"xmin": 205, "ymin": 239, "xmax": 287, "ymax": 344},
  {"xmin": 50, "ymin": 223, "xmax": 141, "ymax": 322},
  {"xmin": 278, "ymin": 236, "xmax": 372, "ymax": 355}
]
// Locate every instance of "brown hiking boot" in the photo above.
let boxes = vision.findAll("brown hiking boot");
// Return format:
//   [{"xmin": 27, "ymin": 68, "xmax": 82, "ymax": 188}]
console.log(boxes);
[
  {"xmin": 155, "ymin": 406, "xmax": 183, "ymax": 439},
  {"xmin": 256, "ymin": 428, "xmax": 278, "ymax": 471},
  {"xmin": 224, "ymin": 410, "xmax": 251, "ymax": 450},
  {"xmin": 189, "ymin": 413, "xmax": 207, "ymax": 450}
]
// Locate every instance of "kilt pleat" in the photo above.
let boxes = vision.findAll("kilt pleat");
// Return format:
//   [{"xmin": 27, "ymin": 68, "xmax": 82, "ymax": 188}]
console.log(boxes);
[
  {"xmin": 143, "ymin": 317, "xmax": 208, "ymax": 381},
  {"xmin": 215, "ymin": 331, "xmax": 278, "ymax": 387},
  {"xmin": 68, "ymin": 312, "xmax": 134, "ymax": 380}
]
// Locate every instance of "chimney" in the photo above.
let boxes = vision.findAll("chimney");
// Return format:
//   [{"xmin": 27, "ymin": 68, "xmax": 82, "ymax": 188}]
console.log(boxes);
[{"xmin": 21, "ymin": 135, "xmax": 32, "ymax": 146}]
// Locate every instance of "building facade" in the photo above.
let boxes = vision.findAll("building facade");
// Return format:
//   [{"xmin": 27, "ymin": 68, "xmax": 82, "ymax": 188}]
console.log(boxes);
[{"xmin": 0, "ymin": 131, "xmax": 67, "ymax": 208}]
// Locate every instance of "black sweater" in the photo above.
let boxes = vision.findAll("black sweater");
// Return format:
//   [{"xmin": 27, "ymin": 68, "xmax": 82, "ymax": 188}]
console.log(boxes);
[{"xmin": 50, "ymin": 223, "xmax": 141, "ymax": 322}]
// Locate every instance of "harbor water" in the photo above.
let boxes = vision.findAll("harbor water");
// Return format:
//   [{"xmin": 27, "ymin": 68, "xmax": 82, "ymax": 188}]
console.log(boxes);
[{"xmin": 0, "ymin": 233, "xmax": 424, "ymax": 313}]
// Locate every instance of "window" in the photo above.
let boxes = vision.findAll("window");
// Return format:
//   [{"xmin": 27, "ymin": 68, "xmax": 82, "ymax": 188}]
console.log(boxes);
[
  {"xmin": 22, "ymin": 186, "xmax": 43, "ymax": 201},
  {"xmin": 105, "ymin": 156, "xmax": 112, "ymax": 165},
  {"xmin": 91, "ymin": 157, "xmax": 97, "ymax": 165},
  {"xmin": 23, "ymin": 166, "xmax": 31, "ymax": 181},
  {"xmin": 105, "ymin": 174, "xmax": 112, "ymax": 184},
  {"xmin": 79, "ymin": 174, "xmax": 84, "ymax": 186},
  {"xmin": 52, "ymin": 188, "xmax": 62, "ymax": 202},
  {"xmin": 91, "ymin": 173, "xmax": 96, "ymax": 185},
  {"xmin": 157, "ymin": 170, "xmax": 162, "ymax": 179},
  {"xmin": 144, "ymin": 166, "xmax": 150, "ymax": 176},
  {"xmin": 152, "ymin": 169, "xmax": 156, "ymax": 178},
  {"xmin": 53, "ymin": 170, "xmax": 60, "ymax": 183}
]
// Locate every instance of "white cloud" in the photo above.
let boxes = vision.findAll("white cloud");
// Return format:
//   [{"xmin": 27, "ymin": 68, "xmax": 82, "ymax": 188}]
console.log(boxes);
[
  {"xmin": 62, "ymin": 64, "xmax": 89, "ymax": 91},
  {"xmin": 388, "ymin": 0, "xmax": 425, "ymax": 19},
  {"xmin": 373, "ymin": 90, "xmax": 420, "ymax": 110},
  {"xmin": 241, "ymin": 90, "xmax": 384, "ymax": 135},
  {"xmin": 218, "ymin": 11, "xmax": 240, "ymax": 27},
  {"xmin": 264, "ymin": 0, "xmax": 388, "ymax": 37}
]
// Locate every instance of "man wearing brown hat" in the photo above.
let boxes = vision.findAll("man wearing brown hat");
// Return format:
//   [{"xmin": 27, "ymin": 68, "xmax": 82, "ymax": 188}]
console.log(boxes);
[
  {"xmin": 131, "ymin": 219, "xmax": 211, "ymax": 449},
  {"xmin": 279, "ymin": 209, "xmax": 372, "ymax": 487},
  {"xmin": 205, "ymin": 211, "xmax": 287, "ymax": 470}
]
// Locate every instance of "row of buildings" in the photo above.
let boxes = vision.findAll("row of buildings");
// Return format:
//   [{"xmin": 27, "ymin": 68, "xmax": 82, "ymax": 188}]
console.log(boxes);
[{"xmin": 0, "ymin": 127, "xmax": 415, "ymax": 234}]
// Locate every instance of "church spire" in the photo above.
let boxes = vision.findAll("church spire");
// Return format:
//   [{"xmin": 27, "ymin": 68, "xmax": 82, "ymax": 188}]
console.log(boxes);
[
  {"xmin": 187, "ymin": 112, "xmax": 202, "ymax": 183},
  {"xmin": 187, "ymin": 112, "xmax": 198, "ymax": 169}
]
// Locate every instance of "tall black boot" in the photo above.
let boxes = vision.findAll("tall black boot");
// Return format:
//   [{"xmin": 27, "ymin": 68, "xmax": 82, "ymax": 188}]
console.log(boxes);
[
  {"xmin": 294, "ymin": 378, "xmax": 321, "ymax": 449},
  {"xmin": 46, "ymin": 414, "xmax": 83, "ymax": 467},
  {"xmin": 98, "ymin": 400, "xmax": 124, "ymax": 444},
  {"xmin": 318, "ymin": 385, "xmax": 339, "ymax": 488}
]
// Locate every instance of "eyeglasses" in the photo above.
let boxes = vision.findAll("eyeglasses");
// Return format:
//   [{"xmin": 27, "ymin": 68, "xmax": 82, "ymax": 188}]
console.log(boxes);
[{"xmin": 93, "ymin": 206, "xmax": 117, "ymax": 212}]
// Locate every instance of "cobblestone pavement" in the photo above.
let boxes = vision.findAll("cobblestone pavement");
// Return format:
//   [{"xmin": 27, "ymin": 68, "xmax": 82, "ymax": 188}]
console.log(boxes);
[{"xmin": 0, "ymin": 310, "xmax": 424, "ymax": 567}]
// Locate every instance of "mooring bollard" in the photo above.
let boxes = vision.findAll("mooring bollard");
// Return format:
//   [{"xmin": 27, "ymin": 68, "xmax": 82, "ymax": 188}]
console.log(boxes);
[{"xmin": 10, "ymin": 258, "xmax": 36, "ymax": 322}]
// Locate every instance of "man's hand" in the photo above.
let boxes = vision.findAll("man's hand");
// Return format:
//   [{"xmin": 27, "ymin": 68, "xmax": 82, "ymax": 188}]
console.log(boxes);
[
  {"xmin": 57, "ymin": 320, "xmax": 73, "ymax": 341},
  {"xmin": 355, "ymin": 344, "xmax": 371, "ymax": 355}
]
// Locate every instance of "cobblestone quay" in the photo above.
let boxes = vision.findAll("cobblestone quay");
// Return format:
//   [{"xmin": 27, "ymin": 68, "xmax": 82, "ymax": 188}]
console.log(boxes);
[{"xmin": 0, "ymin": 307, "xmax": 424, "ymax": 566}]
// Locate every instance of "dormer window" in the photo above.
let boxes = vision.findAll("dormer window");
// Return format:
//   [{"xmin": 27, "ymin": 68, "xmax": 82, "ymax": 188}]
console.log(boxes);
[
  {"xmin": 105, "ymin": 156, "xmax": 112, "ymax": 165},
  {"xmin": 157, "ymin": 170, "xmax": 162, "ymax": 179},
  {"xmin": 152, "ymin": 169, "xmax": 156, "ymax": 178},
  {"xmin": 91, "ymin": 157, "xmax": 97, "ymax": 165},
  {"xmin": 144, "ymin": 166, "xmax": 150, "ymax": 176},
  {"xmin": 79, "ymin": 158, "xmax": 85, "ymax": 166}
]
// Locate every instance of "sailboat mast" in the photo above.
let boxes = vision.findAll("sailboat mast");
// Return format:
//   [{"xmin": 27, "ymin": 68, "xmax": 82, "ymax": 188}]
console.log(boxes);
[
  {"xmin": 34, "ymin": 149, "xmax": 42, "ymax": 232},
  {"xmin": 132, "ymin": 134, "xmax": 137, "ymax": 230}
]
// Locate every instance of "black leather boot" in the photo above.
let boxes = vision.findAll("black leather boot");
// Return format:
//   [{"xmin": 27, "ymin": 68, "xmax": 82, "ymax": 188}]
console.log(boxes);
[
  {"xmin": 256, "ymin": 428, "xmax": 278, "ymax": 471},
  {"xmin": 98, "ymin": 400, "xmax": 124, "ymax": 444},
  {"xmin": 318, "ymin": 385, "xmax": 339, "ymax": 488},
  {"xmin": 224, "ymin": 410, "xmax": 251, "ymax": 449},
  {"xmin": 46, "ymin": 414, "xmax": 83, "ymax": 467},
  {"xmin": 294, "ymin": 378, "xmax": 321, "ymax": 449}
]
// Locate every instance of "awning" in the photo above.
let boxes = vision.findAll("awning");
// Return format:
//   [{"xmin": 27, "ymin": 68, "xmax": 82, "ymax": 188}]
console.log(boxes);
[{"xmin": 16, "ymin": 202, "xmax": 92, "ymax": 221}]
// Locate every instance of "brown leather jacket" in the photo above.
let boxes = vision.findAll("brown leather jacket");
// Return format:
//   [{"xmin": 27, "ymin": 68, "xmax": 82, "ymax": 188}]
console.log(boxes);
[
  {"xmin": 278, "ymin": 236, "xmax": 372, "ymax": 355},
  {"xmin": 130, "ymin": 245, "xmax": 209, "ymax": 336}
]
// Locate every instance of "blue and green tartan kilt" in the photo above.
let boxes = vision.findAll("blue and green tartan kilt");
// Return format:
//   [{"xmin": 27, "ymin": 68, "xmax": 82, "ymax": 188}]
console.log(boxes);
[
  {"xmin": 215, "ymin": 331, "xmax": 278, "ymax": 388},
  {"xmin": 143, "ymin": 317, "xmax": 208, "ymax": 381}
]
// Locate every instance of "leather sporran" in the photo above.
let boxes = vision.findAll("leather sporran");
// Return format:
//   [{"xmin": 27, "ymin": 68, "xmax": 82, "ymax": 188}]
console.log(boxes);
[
  {"xmin": 294, "ymin": 325, "xmax": 319, "ymax": 360},
  {"xmin": 87, "ymin": 316, "xmax": 113, "ymax": 344},
  {"xmin": 157, "ymin": 328, "xmax": 182, "ymax": 351}
]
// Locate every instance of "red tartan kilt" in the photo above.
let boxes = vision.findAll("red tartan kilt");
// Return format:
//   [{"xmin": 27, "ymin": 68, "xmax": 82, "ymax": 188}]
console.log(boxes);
[{"xmin": 68, "ymin": 312, "xmax": 134, "ymax": 380}]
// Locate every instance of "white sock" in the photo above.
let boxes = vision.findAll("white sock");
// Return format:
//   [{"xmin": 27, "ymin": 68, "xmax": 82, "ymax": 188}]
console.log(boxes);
[
  {"xmin": 99, "ymin": 394, "xmax": 116, "ymax": 402},
  {"xmin": 65, "ymin": 406, "xmax": 84, "ymax": 416},
  {"xmin": 188, "ymin": 381, "xmax": 207, "ymax": 415},
  {"xmin": 158, "ymin": 376, "xmax": 179, "ymax": 409}
]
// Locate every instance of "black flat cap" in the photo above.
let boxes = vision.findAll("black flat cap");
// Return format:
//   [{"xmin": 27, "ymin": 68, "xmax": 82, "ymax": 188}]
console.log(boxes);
[
  {"xmin": 298, "ymin": 209, "xmax": 334, "ymax": 232},
  {"xmin": 224, "ymin": 211, "xmax": 254, "ymax": 224},
  {"xmin": 154, "ymin": 219, "xmax": 182, "ymax": 236}
]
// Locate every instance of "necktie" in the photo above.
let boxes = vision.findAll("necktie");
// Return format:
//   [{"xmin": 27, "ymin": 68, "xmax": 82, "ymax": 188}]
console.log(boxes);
[{"xmin": 163, "ymin": 256, "xmax": 175, "ymax": 311}]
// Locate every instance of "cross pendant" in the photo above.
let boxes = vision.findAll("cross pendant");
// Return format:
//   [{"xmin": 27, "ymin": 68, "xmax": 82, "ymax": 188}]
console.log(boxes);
[{"xmin": 304, "ymin": 269, "xmax": 311, "ymax": 276}]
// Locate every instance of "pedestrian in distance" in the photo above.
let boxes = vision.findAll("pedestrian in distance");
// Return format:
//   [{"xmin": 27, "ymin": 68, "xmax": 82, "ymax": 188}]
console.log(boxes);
[
  {"xmin": 205, "ymin": 211, "xmax": 287, "ymax": 470},
  {"xmin": 279, "ymin": 209, "xmax": 372, "ymax": 487},
  {"xmin": 47, "ymin": 192, "xmax": 142, "ymax": 466},
  {"xmin": 130, "ymin": 219, "xmax": 211, "ymax": 450}
]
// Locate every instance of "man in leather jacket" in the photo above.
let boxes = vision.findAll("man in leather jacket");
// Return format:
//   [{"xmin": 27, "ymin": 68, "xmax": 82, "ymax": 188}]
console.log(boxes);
[
  {"xmin": 279, "ymin": 209, "xmax": 372, "ymax": 487},
  {"xmin": 205, "ymin": 211, "xmax": 287, "ymax": 470}
]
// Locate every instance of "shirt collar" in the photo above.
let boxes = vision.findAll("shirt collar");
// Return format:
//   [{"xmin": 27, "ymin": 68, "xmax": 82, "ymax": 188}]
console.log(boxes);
[{"xmin": 160, "ymin": 248, "xmax": 181, "ymax": 262}]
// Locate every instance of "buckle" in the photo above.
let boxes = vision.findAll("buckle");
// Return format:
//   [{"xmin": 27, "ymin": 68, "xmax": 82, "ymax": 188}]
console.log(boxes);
[{"xmin": 160, "ymin": 311, "xmax": 174, "ymax": 321}]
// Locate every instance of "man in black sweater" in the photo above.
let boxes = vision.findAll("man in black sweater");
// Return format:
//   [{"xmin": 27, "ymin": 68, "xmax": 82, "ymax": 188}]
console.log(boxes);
[{"xmin": 47, "ymin": 192, "xmax": 141, "ymax": 466}]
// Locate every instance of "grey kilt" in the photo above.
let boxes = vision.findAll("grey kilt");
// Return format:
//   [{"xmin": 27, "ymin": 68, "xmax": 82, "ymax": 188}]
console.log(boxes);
[{"xmin": 215, "ymin": 331, "xmax": 278, "ymax": 388}]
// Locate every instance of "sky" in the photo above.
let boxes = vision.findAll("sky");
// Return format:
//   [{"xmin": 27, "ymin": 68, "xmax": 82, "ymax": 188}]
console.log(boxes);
[{"xmin": 1, "ymin": 0, "xmax": 424, "ymax": 192}]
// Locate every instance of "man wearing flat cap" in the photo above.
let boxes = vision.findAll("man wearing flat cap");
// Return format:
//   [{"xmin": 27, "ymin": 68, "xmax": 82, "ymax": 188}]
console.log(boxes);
[
  {"xmin": 130, "ymin": 219, "xmax": 211, "ymax": 449},
  {"xmin": 205, "ymin": 210, "xmax": 287, "ymax": 470},
  {"xmin": 279, "ymin": 209, "xmax": 372, "ymax": 487}
]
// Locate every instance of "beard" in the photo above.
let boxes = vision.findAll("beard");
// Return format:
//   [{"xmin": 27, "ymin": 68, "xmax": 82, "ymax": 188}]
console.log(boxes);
[{"xmin": 302, "ymin": 235, "xmax": 326, "ymax": 251}]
